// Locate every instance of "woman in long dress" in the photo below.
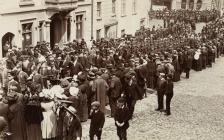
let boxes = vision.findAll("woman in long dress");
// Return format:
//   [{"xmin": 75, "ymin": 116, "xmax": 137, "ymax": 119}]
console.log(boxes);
[
  {"xmin": 8, "ymin": 90, "xmax": 27, "ymax": 140},
  {"xmin": 40, "ymin": 89, "xmax": 57, "ymax": 140},
  {"xmin": 24, "ymin": 84, "xmax": 43, "ymax": 140}
]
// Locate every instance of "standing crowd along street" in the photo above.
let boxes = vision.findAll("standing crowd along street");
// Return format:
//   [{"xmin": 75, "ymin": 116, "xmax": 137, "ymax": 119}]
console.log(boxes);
[{"xmin": 0, "ymin": 9, "xmax": 224, "ymax": 140}]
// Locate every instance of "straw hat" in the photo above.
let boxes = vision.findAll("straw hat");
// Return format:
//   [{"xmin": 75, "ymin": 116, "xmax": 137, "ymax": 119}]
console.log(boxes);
[{"xmin": 67, "ymin": 106, "xmax": 77, "ymax": 116}]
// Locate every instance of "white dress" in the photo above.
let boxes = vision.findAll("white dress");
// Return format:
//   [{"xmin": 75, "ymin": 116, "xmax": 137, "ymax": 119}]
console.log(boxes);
[{"xmin": 41, "ymin": 101, "xmax": 57, "ymax": 139}]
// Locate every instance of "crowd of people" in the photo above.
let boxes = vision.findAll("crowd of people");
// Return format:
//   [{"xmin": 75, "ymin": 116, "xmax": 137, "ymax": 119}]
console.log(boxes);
[
  {"xmin": 0, "ymin": 10, "xmax": 224, "ymax": 140},
  {"xmin": 149, "ymin": 9, "xmax": 220, "ymax": 28}
]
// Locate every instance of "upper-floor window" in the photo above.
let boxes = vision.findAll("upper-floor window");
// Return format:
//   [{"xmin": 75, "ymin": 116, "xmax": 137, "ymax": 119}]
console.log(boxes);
[
  {"xmin": 132, "ymin": 0, "xmax": 137, "ymax": 14},
  {"xmin": 112, "ymin": 0, "xmax": 116, "ymax": 15},
  {"xmin": 121, "ymin": 0, "xmax": 126, "ymax": 16},
  {"xmin": 19, "ymin": 0, "xmax": 34, "ymax": 6},
  {"xmin": 181, "ymin": 0, "xmax": 187, "ymax": 9},
  {"xmin": 97, "ymin": 2, "xmax": 102, "ymax": 18}
]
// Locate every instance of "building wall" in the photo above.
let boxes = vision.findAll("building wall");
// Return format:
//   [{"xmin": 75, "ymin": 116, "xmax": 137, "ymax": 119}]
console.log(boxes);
[
  {"xmin": 92, "ymin": 0, "xmax": 151, "ymax": 40},
  {"xmin": 172, "ymin": 0, "xmax": 213, "ymax": 10},
  {"xmin": 0, "ymin": 0, "xmax": 91, "ymax": 58}
]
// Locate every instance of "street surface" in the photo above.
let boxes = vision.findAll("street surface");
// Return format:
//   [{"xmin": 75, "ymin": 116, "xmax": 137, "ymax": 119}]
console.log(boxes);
[{"xmin": 82, "ymin": 57, "xmax": 224, "ymax": 140}]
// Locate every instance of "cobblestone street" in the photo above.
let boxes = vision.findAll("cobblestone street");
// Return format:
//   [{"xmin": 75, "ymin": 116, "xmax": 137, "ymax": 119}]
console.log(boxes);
[{"xmin": 82, "ymin": 57, "xmax": 224, "ymax": 140}]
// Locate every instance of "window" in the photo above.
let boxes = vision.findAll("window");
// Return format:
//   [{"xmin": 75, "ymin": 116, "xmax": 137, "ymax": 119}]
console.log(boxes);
[
  {"xmin": 39, "ymin": 22, "xmax": 44, "ymax": 42},
  {"xmin": 76, "ymin": 15, "xmax": 83, "ymax": 39},
  {"xmin": 121, "ymin": 29, "xmax": 125, "ymax": 37},
  {"xmin": 20, "ymin": 0, "xmax": 32, "ymax": 1},
  {"xmin": 196, "ymin": 0, "xmax": 202, "ymax": 10},
  {"xmin": 22, "ymin": 23, "xmax": 33, "ymax": 49},
  {"xmin": 96, "ymin": 29, "xmax": 101, "ymax": 40},
  {"xmin": 121, "ymin": 0, "xmax": 126, "ymax": 16},
  {"xmin": 132, "ymin": 0, "xmax": 137, "ymax": 14},
  {"xmin": 189, "ymin": 0, "xmax": 194, "ymax": 10},
  {"xmin": 112, "ymin": 0, "xmax": 116, "ymax": 15},
  {"xmin": 97, "ymin": 2, "xmax": 102, "ymax": 18},
  {"xmin": 67, "ymin": 18, "xmax": 71, "ymax": 41},
  {"xmin": 19, "ymin": 0, "xmax": 34, "ymax": 6},
  {"xmin": 181, "ymin": 0, "xmax": 187, "ymax": 9}
]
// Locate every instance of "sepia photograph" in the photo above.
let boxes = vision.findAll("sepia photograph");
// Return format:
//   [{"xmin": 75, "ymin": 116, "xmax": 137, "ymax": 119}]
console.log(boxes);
[{"xmin": 0, "ymin": 0, "xmax": 224, "ymax": 140}]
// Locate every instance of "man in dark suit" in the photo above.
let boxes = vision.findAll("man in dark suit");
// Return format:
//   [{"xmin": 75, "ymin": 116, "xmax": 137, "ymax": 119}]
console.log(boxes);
[
  {"xmin": 89, "ymin": 101, "xmax": 105, "ymax": 140},
  {"xmin": 114, "ymin": 98, "xmax": 131, "ymax": 140},
  {"xmin": 146, "ymin": 57, "xmax": 157, "ymax": 89},
  {"xmin": 165, "ymin": 74, "xmax": 174, "ymax": 116},
  {"xmin": 70, "ymin": 56, "xmax": 83, "ymax": 76},
  {"xmin": 63, "ymin": 106, "xmax": 82, "ymax": 140},
  {"xmin": 108, "ymin": 70, "xmax": 122, "ymax": 117},
  {"xmin": 156, "ymin": 73, "xmax": 167, "ymax": 111},
  {"xmin": 183, "ymin": 49, "xmax": 193, "ymax": 79},
  {"xmin": 16, "ymin": 65, "xmax": 28, "ymax": 94},
  {"xmin": 123, "ymin": 73, "xmax": 141, "ymax": 118}
]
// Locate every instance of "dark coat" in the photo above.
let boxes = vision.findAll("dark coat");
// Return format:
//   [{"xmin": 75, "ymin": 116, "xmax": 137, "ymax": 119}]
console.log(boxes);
[
  {"xmin": 146, "ymin": 61, "xmax": 157, "ymax": 75},
  {"xmin": 0, "ymin": 116, "xmax": 8, "ymax": 139},
  {"xmin": 157, "ymin": 78, "xmax": 167, "ymax": 95},
  {"xmin": 32, "ymin": 73, "xmax": 44, "ymax": 90},
  {"xmin": 64, "ymin": 116, "xmax": 82, "ymax": 140},
  {"xmin": 114, "ymin": 106, "xmax": 131, "ymax": 129},
  {"xmin": 70, "ymin": 62, "xmax": 83, "ymax": 76},
  {"xmin": 165, "ymin": 81, "xmax": 174, "ymax": 95},
  {"xmin": 124, "ymin": 80, "xmax": 142, "ymax": 100},
  {"xmin": 108, "ymin": 75, "xmax": 122, "ymax": 98},
  {"xmin": 17, "ymin": 71, "xmax": 29, "ymax": 92},
  {"xmin": 0, "ymin": 101, "xmax": 9, "ymax": 120},
  {"xmin": 89, "ymin": 110, "xmax": 105, "ymax": 133}
]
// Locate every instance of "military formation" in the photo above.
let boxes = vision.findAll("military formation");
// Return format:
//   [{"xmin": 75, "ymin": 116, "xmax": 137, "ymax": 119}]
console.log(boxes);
[{"xmin": 0, "ymin": 9, "xmax": 224, "ymax": 140}]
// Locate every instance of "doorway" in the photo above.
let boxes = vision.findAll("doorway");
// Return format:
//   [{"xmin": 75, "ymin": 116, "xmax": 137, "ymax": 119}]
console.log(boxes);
[{"xmin": 2, "ymin": 32, "xmax": 15, "ymax": 57}]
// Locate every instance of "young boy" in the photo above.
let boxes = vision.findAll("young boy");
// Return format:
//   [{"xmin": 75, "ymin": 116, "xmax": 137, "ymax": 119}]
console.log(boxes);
[
  {"xmin": 114, "ymin": 98, "xmax": 131, "ymax": 140},
  {"xmin": 89, "ymin": 101, "xmax": 105, "ymax": 140}
]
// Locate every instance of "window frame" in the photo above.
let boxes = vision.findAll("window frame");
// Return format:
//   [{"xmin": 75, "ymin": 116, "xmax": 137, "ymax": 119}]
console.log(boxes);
[
  {"xmin": 97, "ymin": 2, "xmax": 102, "ymax": 18},
  {"xmin": 19, "ymin": 0, "xmax": 34, "ymax": 6},
  {"xmin": 132, "ymin": 0, "xmax": 137, "ymax": 15},
  {"xmin": 112, "ymin": 0, "xmax": 116, "ymax": 16},
  {"xmin": 121, "ymin": 0, "xmax": 126, "ymax": 17}
]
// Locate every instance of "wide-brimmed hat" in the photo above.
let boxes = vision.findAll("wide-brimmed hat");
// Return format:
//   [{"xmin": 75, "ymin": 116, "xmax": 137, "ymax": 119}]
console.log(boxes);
[
  {"xmin": 6, "ymin": 91, "xmax": 19, "ymax": 102},
  {"xmin": 91, "ymin": 101, "xmax": 100, "ymax": 107},
  {"xmin": 60, "ymin": 79, "xmax": 70, "ymax": 88},
  {"xmin": 77, "ymin": 72, "xmax": 86, "ymax": 81},
  {"xmin": 66, "ymin": 106, "xmax": 77, "ymax": 116},
  {"xmin": 87, "ymin": 71, "xmax": 96, "ymax": 80},
  {"xmin": 69, "ymin": 87, "xmax": 79, "ymax": 96}
]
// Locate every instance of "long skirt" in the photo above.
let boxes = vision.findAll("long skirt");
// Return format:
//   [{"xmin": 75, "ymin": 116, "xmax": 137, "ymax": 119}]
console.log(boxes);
[
  {"xmin": 41, "ymin": 110, "xmax": 57, "ymax": 139},
  {"xmin": 79, "ymin": 94, "xmax": 89, "ymax": 122},
  {"xmin": 26, "ymin": 124, "xmax": 42, "ymax": 140}
]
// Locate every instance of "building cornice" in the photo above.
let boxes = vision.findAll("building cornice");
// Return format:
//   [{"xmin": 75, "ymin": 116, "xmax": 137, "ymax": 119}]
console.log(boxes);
[{"xmin": 0, "ymin": 5, "xmax": 77, "ymax": 16}]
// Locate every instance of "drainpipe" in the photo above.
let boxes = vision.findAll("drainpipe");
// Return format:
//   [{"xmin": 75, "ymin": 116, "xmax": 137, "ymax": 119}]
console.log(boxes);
[{"xmin": 91, "ymin": 0, "xmax": 94, "ymax": 39}]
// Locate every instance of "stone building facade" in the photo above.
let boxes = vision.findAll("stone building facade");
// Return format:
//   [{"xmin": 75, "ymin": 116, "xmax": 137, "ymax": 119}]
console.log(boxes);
[
  {"xmin": 0, "ymin": 0, "xmax": 92, "ymax": 57},
  {"xmin": 0, "ymin": 0, "xmax": 152, "ymax": 57}
]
